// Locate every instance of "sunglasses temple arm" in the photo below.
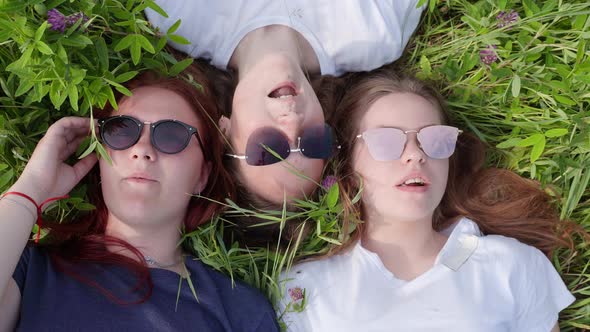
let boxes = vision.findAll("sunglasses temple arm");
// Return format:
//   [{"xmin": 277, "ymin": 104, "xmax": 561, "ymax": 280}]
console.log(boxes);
[
  {"xmin": 226, "ymin": 154, "xmax": 247, "ymax": 160},
  {"xmin": 194, "ymin": 132, "xmax": 205, "ymax": 155}
]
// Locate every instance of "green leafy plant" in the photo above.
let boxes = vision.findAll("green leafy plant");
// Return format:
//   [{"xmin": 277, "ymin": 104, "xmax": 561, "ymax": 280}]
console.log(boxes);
[
  {"xmin": 1, "ymin": 1, "xmax": 589, "ymax": 331},
  {"xmin": 0, "ymin": 0, "xmax": 193, "ymax": 186}
]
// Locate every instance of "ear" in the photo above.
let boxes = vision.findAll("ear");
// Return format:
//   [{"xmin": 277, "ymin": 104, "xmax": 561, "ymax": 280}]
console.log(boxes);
[
  {"xmin": 194, "ymin": 160, "xmax": 212, "ymax": 195},
  {"xmin": 218, "ymin": 116, "xmax": 231, "ymax": 136}
]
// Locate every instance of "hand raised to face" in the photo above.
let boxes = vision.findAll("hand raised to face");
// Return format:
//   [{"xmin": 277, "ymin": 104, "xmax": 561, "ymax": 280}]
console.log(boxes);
[{"xmin": 14, "ymin": 117, "xmax": 98, "ymax": 203}]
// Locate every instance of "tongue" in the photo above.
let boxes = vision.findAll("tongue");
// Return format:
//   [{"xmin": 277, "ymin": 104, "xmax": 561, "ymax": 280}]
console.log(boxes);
[{"xmin": 269, "ymin": 86, "xmax": 296, "ymax": 98}]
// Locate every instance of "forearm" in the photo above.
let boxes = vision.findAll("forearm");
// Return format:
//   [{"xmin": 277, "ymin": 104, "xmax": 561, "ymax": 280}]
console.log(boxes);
[{"xmin": 0, "ymin": 180, "xmax": 43, "ymax": 300}]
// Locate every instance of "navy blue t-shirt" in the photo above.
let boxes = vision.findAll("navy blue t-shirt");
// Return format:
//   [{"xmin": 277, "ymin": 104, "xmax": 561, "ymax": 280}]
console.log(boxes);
[{"xmin": 12, "ymin": 247, "xmax": 279, "ymax": 331}]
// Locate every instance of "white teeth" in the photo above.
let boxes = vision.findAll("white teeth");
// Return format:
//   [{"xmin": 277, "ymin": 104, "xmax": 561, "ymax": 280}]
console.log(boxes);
[
  {"xmin": 278, "ymin": 94, "xmax": 294, "ymax": 99},
  {"xmin": 403, "ymin": 177, "xmax": 425, "ymax": 185}
]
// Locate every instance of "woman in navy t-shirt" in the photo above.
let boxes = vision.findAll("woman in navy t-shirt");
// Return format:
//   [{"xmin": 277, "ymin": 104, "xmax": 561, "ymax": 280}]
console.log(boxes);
[{"xmin": 0, "ymin": 65, "xmax": 279, "ymax": 331}]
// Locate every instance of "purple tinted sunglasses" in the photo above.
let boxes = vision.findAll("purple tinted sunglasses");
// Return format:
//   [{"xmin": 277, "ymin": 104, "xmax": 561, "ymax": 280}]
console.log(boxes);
[
  {"xmin": 98, "ymin": 115, "xmax": 204, "ymax": 155},
  {"xmin": 226, "ymin": 123, "xmax": 338, "ymax": 166}
]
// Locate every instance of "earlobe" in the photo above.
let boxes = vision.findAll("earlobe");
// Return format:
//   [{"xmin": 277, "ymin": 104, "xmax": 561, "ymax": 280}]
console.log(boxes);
[{"xmin": 219, "ymin": 116, "xmax": 231, "ymax": 136}]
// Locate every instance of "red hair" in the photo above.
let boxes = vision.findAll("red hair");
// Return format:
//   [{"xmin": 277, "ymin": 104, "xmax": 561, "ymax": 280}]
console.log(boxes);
[{"xmin": 42, "ymin": 64, "xmax": 234, "ymax": 304}]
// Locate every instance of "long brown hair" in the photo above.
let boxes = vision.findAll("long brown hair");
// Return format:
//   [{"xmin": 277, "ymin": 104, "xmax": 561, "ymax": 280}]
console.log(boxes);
[
  {"xmin": 330, "ymin": 67, "xmax": 579, "ymax": 256},
  {"xmin": 43, "ymin": 63, "xmax": 234, "ymax": 304}
]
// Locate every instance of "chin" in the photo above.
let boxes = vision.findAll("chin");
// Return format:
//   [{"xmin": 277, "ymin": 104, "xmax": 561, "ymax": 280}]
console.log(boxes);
[
  {"xmin": 386, "ymin": 208, "xmax": 436, "ymax": 222},
  {"xmin": 252, "ymin": 182, "xmax": 318, "ymax": 206}
]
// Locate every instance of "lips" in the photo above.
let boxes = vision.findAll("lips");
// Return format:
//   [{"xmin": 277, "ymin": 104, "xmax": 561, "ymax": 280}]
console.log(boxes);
[
  {"xmin": 125, "ymin": 172, "xmax": 157, "ymax": 182},
  {"xmin": 395, "ymin": 172, "xmax": 431, "ymax": 187},
  {"xmin": 268, "ymin": 82, "xmax": 298, "ymax": 99}
]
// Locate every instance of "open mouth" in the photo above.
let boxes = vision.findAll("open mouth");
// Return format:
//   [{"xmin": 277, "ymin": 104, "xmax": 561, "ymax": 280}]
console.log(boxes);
[
  {"xmin": 268, "ymin": 84, "xmax": 297, "ymax": 99},
  {"xmin": 397, "ymin": 178, "xmax": 426, "ymax": 187}
]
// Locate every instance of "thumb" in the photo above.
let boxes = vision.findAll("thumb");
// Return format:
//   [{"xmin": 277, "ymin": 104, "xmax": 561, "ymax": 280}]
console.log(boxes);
[{"xmin": 72, "ymin": 153, "xmax": 99, "ymax": 184}]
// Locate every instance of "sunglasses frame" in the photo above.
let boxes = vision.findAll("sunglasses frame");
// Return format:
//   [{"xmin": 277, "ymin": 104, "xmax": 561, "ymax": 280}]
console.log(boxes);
[
  {"xmin": 356, "ymin": 125, "xmax": 463, "ymax": 160},
  {"xmin": 98, "ymin": 115, "xmax": 205, "ymax": 155},
  {"xmin": 226, "ymin": 123, "xmax": 340, "ymax": 166}
]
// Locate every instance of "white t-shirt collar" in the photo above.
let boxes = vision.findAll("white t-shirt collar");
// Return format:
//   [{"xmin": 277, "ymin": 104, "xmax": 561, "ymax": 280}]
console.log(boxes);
[{"xmin": 357, "ymin": 218, "xmax": 481, "ymax": 275}]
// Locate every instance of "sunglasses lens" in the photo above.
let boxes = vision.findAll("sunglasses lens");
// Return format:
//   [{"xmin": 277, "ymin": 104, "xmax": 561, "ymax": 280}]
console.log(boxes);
[
  {"xmin": 418, "ymin": 125, "xmax": 459, "ymax": 159},
  {"xmin": 362, "ymin": 128, "xmax": 406, "ymax": 161},
  {"xmin": 245, "ymin": 127, "xmax": 290, "ymax": 166},
  {"xmin": 300, "ymin": 124, "xmax": 335, "ymax": 159},
  {"xmin": 153, "ymin": 121, "xmax": 191, "ymax": 154},
  {"xmin": 101, "ymin": 117, "xmax": 140, "ymax": 150}
]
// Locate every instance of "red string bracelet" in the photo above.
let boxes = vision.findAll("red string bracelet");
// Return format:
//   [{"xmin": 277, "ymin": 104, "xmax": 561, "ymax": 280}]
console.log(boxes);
[{"xmin": 1, "ymin": 191, "xmax": 69, "ymax": 243}]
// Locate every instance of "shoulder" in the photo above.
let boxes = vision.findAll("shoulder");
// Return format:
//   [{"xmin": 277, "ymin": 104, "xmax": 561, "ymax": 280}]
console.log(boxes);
[
  {"xmin": 185, "ymin": 257, "xmax": 278, "ymax": 329},
  {"xmin": 183, "ymin": 258, "xmax": 280, "ymax": 330},
  {"xmin": 278, "ymin": 252, "xmax": 357, "ymax": 332},
  {"xmin": 474, "ymin": 236, "xmax": 575, "ymax": 329},
  {"xmin": 282, "ymin": 247, "xmax": 356, "ymax": 285},
  {"xmin": 13, "ymin": 246, "xmax": 50, "ymax": 287},
  {"xmin": 449, "ymin": 218, "xmax": 544, "ymax": 267},
  {"xmin": 448, "ymin": 219, "xmax": 550, "ymax": 280},
  {"xmin": 279, "ymin": 245, "xmax": 361, "ymax": 313},
  {"xmin": 477, "ymin": 233, "xmax": 546, "ymax": 267}
]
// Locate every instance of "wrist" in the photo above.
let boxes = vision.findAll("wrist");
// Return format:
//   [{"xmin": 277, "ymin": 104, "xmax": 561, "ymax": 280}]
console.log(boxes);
[{"xmin": 8, "ymin": 179, "xmax": 47, "ymax": 204}]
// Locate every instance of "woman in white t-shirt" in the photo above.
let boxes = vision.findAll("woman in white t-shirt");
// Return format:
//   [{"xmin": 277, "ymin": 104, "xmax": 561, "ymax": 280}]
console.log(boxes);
[
  {"xmin": 146, "ymin": 0, "xmax": 424, "ymax": 207},
  {"xmin": 279, "ymin": 68, "xmax": 580, "ymax": 331}
]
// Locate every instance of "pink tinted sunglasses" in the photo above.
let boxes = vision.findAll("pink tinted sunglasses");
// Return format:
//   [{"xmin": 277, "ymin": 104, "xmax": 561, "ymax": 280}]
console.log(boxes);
[{"xmin": 356, "ymin": 125, "xmax": 462, "ymax": 161}]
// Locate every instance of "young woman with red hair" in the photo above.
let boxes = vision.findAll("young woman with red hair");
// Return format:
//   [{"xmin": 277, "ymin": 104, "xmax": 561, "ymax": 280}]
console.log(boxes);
[
  {"xmin": 0, "ymin": 68, "xmax": 279, "ymax": 331},
  {"xmin": 280, "ymin": 68, "xmax": 579, "ymax": 332}
]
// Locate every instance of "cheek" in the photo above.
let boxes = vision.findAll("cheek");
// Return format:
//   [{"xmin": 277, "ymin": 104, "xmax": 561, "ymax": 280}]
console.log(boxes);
[
  {"xmin": 98, "ymin": 158, "xmax": 114, "ymax": 185},
  {"xmin": 434, "ymin": 160, "xmax": 450, "ymax": 188},
  {"xmin": 232, "ymin": 82, "xmax": 260, "ymax": 120},
  {"xmin": 173, "ymin": 154, "xmax": 205, "ymax": 188},
  {"xmin": 238, "ymin": 160, "xmax": 322, "ymax": 203},
  {"xmin": 352, "ymin": 145, "xmax": 391, "ymax": 184},
  {"xmin": 98, "ymin": 159, "xmax": 118, "ymax": 206}
]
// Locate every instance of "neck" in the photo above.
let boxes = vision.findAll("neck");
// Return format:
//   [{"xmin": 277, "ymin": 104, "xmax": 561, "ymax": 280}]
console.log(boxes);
[
  {"xmin": 361, "ymin": 211, "xmax": 447, "ymax": 281},
  {"xmin": 105, "ymin": 213, "xmax": 184, "ymax": 270},
  {"xmin": 229, "ymin": 25, "xmax": 320, "ymax": 76}
]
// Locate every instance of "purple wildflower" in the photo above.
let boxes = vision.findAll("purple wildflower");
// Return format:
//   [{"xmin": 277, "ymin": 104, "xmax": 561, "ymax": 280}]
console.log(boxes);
[
  {"xmin": 288, "ymin": 287, "xmax": 304, "ymax": 302},
  {"xmin": 480, "ymin": 45, "xmax": 498, "ymax": 65},
  {"xmin": 65, "ymin": 12, "xmax": 89, "ymax": 27},
  {"xmin": 321, "ymin": 175, "xmax": 337, "ymax": 190},
  {"xmin": 47, "ymin": 8, "xmax": 66, "ymax": 32},
  {"xmin": 496, "ymin": 10, "xmax": 519, "ymax": 29},
  {"xmin": 47, "ymin": 9, "xmax": 89, "ymax": 33}
]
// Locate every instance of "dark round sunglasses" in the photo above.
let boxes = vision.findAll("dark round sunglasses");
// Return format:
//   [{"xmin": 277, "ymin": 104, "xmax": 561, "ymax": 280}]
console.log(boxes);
[
  {"xmin": 98, "ymin": 115, "xmax": 204, "ymax": 155},
  {"xmin": 226, "ymin": 123, "xmax": 339, "ymax": 166}
]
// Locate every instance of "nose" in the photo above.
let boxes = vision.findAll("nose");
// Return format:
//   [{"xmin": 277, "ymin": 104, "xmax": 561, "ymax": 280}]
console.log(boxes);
[
  {"xmin": 401, "ymin": 134, "xmax": 425, "ymax": 165},
  {"xmin": 275, "ymin": 114, "xmax": 304, "ymax": 147},
  {"xmin": 129, "ymin": 124, "xmax": 157, "ymax": 161}
]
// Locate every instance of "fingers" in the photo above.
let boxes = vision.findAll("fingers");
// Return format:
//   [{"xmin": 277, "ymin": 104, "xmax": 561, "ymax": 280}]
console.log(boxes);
[
  {"xmin": 55, "ymin": 117, "xmax": 94, "ymax": 131},
  {"xmin": 47, "ymin": 117, "xmax": 91, "ymax": 136},
  {"xmin": 45, "ymin": 117, "xmax": 92, "ymax": 143},
  {"xmin": 58, "ymin": 136, "xmax": 87, "ymax": 161},
  {"xmin": 40, "ymin": 117, "xmax": 95, "ymax": 156},
  {"xmin": 71, "ymin": 154, "xmax": 98, "ymax": 183},
  {"xmin": 63, "ymin": 127, "xmax": 92, "ymax": 144}
]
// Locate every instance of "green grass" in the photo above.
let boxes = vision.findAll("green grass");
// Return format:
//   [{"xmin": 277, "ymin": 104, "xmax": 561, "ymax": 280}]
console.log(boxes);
[
  {"xmin": 408, "ymin": 2, "xmax": 589, "ymax": 330},
  {"xmin": 1, "ymin": 0, "xmax": 589, "ymax": 330}
]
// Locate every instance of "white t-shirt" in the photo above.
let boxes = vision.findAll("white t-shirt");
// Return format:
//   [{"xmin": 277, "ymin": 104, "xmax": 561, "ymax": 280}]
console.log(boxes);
[
  {"xmin": 145, "ymin": 0, "xmax": 424, "ymax": 76},
  {"xmin": 279, "ymin": 218, "xmax": 574, "ymax": 332}
]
